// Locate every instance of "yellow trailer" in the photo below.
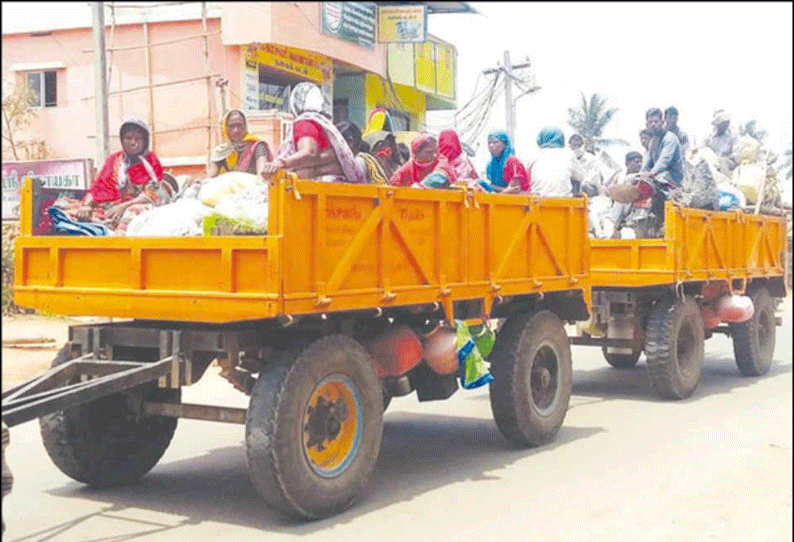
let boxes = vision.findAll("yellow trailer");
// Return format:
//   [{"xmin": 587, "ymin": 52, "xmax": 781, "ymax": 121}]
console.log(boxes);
[
  {"xmin": 8, "ymin": 174, "xmax": 591, "ymax": 519},
  {"xmin": 578, "ymin": 201, "xmax": 787, "ymax": 399}
]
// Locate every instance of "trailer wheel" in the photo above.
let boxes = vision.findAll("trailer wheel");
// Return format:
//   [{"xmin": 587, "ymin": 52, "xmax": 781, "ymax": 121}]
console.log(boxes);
[
  {"xmin": 644, "ymin": 295, "xmax": 704, "ymax": 399},
  {"xmin": 601, "ymin": 346, "xmax": 642, "ymax": 368},
  {"xmin": 731, "ymin": 286, "xmax": 776, "ymax": 376},
  {"xmin": 39, "ymin": 344, "xmax": 179, "ymax": 487},
  {"xmin": 488, "ymin": 310, "xmax": 572, "ymax": 447},
  {"xmin": 246, "ymin": 335, "xmax": 383, "ymax": 519}
]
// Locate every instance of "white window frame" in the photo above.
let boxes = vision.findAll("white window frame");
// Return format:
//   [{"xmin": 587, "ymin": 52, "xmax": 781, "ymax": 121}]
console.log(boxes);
[{"xmin": 24, "ymin": 70, "xmax": 57, "ymax": 108}]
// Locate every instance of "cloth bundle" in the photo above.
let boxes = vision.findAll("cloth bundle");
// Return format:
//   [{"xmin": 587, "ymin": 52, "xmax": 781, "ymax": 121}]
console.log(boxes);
[{"xmin": 454, "ymin": 320, "xmax": 495, "ymax": 390}]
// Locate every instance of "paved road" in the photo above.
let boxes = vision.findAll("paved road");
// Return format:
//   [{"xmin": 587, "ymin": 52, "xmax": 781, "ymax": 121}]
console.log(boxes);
[{"xmin": 3, "ymin": 299, "xmax": 792, "ymax": 542}]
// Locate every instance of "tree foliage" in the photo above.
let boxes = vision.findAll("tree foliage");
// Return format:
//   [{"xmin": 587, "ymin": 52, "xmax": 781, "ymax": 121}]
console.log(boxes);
[
  {"xmin": 566, "ymin": 91, "xmax": 628, "ymax": 149},
  {"xmin": 2, "ymin": 71, "xmax": 49, "ymax": 161}
]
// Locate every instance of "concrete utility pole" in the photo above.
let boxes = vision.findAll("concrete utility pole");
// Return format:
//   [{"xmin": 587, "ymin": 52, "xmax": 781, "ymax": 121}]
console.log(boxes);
[
  {"xmin": 483, "ymin": 51, "xmax": 537, "ymax": 143},
  {"xmin": 92, "ymin": 2, "xmax": 110, "ymax": 164},
  {"xmin": 503, "ymin": 51, "xmax": 514, "ymax": 143}
]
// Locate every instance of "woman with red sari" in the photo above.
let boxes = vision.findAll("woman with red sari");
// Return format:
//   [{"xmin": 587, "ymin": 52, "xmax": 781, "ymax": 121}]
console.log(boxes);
[
  {"xmin": 388, "ymin": 133, "xmax": 458, "ymax": 189},
  {"xmin": 72, "ymin": 118, "xmax": 173, "ymax": 232}
]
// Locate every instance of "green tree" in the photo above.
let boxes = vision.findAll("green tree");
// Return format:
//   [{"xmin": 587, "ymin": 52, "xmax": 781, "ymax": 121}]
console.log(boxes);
[
  {"xmin": 1, "ymin": 70, "xmax": 48, "ymax": 161},
  {"xmin": 566, "ymin": 91, "xmax": 628, "ymax": 150},
  {"xmin": 738, "ymin": 119, "xmax": 768, "ymax": 143}
]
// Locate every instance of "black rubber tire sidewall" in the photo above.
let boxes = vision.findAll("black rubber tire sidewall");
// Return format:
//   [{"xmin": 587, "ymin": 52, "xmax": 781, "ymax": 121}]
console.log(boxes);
[
  {"xmin": 245, "ymin": 335, "xmax": 383, "ymax": 520},
  {"xmin": 489, "ymin": 310, "xmax": 572, "ymax": 447},
  {"xmin": 39, "ymin": 344, "xmax": 179, "ymax": 487},
  {"xmin": 644, "ymin": 295, "xmax": 705, "ymax": 400},
  {"xmin": 730, "ymin": 286, "xmax": 776, "ymax": 376}
]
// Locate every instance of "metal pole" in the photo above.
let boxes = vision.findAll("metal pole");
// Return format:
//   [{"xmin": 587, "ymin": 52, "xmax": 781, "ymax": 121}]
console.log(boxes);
[
  {"xmin": 503, "ymin": 50, "xmax": 515, "ymax": 143},
  {"xmin": 92, "ymin": 2, "xmax": 110, "ymax": 163}
]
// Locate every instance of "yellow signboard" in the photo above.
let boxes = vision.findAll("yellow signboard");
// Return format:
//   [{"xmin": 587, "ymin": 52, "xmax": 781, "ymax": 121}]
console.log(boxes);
[
  {"xmin": 378, "ymin": 5, "xmax": 427, "ymax": 43},
  {"xmin": 435, "ymin": 43, "xmax": 455, "ymax": 100},
  {"xmin": 414, "ymin": 41, "xmax": 435, "ymax": 94},
  {"xmin": 245, "ymin": 43, "xmax": 334, "ymax": 84}
]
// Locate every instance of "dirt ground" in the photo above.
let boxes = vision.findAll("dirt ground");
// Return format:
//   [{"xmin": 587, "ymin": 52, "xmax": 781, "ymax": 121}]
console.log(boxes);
[{"xmin": 1, "ymin": 315, "xmax": 113, "ymax": 392}]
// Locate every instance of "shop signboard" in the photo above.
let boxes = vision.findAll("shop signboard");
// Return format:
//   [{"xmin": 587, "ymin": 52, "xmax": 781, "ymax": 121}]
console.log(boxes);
[
  {"xmin": 414, "ymin": 41, "xmax": 436, "ymax": 95},
  {"xmin": 321, "ymin": 2, "xmax": 376, "ymax": 49},
  {"xmin": 255, "ymin": 44, "xmax": 334, "ymax": 84},
  {"xmin": 435, "ymin": 42, "xmax": 456, "ymax": 100},
  {"xmin": 2, "ymin": 158, "xmax": 93, "ymax": 221},
  {"xmin": 378, "ymin": 5, "xmax": 427, "ymax": 43}
]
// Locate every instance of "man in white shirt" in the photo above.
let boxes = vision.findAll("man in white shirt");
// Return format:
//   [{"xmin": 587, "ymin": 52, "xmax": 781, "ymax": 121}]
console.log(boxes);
[
  {"xmin": 569, "ymin": 133, "xmax": 603, "ymax": 192},
  {"xmin": 528, "ymin": 127, "xmax": 584, "ymax": 197}
]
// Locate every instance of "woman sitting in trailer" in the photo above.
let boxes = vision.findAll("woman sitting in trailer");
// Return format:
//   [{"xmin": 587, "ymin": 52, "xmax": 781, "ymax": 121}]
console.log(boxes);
[
  {"xmin": 259, "ymin": 82, "xmax": 364, "ymax": 183},
  {"xmin": 207, "ymin": 109, "xmax": 272, "ymax": 178},
  {"xmin": 388, "ymin": 133, "xmax": 458, "ymax": 189}
]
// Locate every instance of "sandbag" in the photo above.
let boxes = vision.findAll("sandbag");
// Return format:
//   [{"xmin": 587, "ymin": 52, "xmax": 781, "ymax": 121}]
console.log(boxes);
[
  {"xmin": 732, "ymin": 162, "xmax": 766, "ymax": 204},
  {"xmin": 732, "ymin": 135, "xmax": 762, "ymax": 165}
]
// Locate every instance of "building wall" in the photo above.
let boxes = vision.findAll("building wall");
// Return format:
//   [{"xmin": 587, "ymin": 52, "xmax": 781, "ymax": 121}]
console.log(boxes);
[
  {"xmin": 221, "ymin": 3, "xmax": 387, "ymax": 78},
  {"xmin": 2, "ymin": 18, "xmax": 229, "ymax": 168},
  {"xmin": 333, "ymin": 74, "xmax": 367, "ymax": 129},
  {"xmin": 365, "ymin": 73, "xmax": 426, "ymax": 132}
]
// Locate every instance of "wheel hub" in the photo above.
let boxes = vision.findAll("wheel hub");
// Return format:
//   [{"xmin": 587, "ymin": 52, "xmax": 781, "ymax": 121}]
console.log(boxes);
[{"xmin": 303, "ymin": 376, "xmax": 362, "ymax": 478}]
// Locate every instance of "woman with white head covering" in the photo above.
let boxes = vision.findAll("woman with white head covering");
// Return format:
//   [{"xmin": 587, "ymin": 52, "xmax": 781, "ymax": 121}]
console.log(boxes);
[{"xmin": 260, "ymin": 82, "xmax": 364, "ymax": 183}]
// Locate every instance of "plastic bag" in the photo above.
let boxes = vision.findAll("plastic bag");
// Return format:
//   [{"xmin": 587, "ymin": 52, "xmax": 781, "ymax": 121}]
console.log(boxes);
[
  {"xmin": 198, "ymin": 172, "xmax": 263, "ymax": 207},
  {"xmin": 126, "ymin": 198, "xmax": 214, "ymax": 237},
  {"xmin": 716, "ymin": 182, "xmax": 746, "ymax": 210},
  {"xmin": 732, "ymin": 162, "xmax": 766, "ymax": 204}
]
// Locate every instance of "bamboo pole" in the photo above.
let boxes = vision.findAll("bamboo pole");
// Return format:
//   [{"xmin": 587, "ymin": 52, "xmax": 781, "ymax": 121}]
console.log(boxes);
[
  {"xmin": 143, "ymin": 16, "xmax": 155, "ymax": 152},
  {"xmin": 202, "ymin": 1, "xmax": 212, "ymax": 171},
  {"xmin": 82, "ymin": 30, "xmax": 221, "ymax": 53}
]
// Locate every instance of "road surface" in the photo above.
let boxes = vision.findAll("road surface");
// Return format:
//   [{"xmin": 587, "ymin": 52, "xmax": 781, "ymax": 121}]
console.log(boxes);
[{"xmin": 2, "ymin": 299, "xmax": 792, "ymax": 542}]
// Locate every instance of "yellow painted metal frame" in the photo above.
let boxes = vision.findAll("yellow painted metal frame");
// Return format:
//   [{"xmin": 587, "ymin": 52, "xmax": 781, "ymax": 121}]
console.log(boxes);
[
  {"xmin": 590, "ymin": 201, "xmax": 787, "ymax": 290},
  {"xmin": 13, "ymin": 174, "xmax": 591, "ymax": 323}
]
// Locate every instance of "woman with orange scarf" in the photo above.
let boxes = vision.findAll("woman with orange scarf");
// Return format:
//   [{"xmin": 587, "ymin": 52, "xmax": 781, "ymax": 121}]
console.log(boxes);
[
  {"xmin": 208, "ymin": 109, "xmax": 272, "ymax": 177},
  {"xmin": 388, "ymin": 133, "xmax": 458, "ymax": 189}
]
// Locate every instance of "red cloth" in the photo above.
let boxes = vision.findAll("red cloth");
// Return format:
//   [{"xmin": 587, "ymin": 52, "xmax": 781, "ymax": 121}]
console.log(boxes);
[
  {"xmin": 502, "ymin": 156, "xmax": 531, "ymax": 192},
  {"xmin": 293, "ymin": 119, "xmax": 330, "ymax": 150},
  {"xmin": 437, "ymin": 129, "xmax": 462, "ymax": 161},
  {"xmin": 89, "ymin": 151, "xmax": 164, "ymax": 204},
  {"xmin": 389, "ymin": 155, "xmax": 457, "ymax": 187}
]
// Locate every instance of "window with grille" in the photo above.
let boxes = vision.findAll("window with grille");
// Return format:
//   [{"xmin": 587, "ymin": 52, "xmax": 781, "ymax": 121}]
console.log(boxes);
[{"xmin": 25, "ymin": 71, "xmax": 57, "ymax": 107}]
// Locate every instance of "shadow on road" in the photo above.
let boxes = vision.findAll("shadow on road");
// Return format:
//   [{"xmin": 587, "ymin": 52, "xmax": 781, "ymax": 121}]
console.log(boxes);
[
  {"xmin": 39, "ymin": 414, "xmax": 602, "ymax": 536},
  {"xmin": 571, "ymin": 353, "xmax": 792, "ymax": 403}
]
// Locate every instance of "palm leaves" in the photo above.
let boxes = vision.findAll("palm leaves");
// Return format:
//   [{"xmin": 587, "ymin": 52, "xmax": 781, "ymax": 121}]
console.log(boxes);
[
  {"xmin": 739, "ymin": 119, "xmax": 768, "ymax": 143},
  {"xmin": 781, "ymin": 148, "xmax": 792, "ymax": 181},
  {"xmin": 566, "ymin": 91, "xmax": 628, "ymax": 149}
]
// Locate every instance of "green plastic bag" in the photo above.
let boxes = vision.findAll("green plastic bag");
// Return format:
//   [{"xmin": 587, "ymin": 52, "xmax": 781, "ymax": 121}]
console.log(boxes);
[{"xmin": 454, "ymin": 320, "xmax": 494, "ymax": 389}]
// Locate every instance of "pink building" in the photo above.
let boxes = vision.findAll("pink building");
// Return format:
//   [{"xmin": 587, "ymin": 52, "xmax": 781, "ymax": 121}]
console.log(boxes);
[{"xmin": 2, "ymin": 2, "xmax": 472, "ymax": 179}]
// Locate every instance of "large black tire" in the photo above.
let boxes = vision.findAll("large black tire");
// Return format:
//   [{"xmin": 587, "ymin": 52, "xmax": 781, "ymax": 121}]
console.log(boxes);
[
  {"xmin": 245, "ymin": 335, "xmax": 383, "ymax": 520},
  {"xmin": 602, "ymin": 346, "xmax": 642, "ymax": 368},
  {"xmin": 644, "ymin": 295, "xmax": 704, "ymax": 399},
  {"xmin": 39, "ymin": 344, "xmax": 179, "ymax": 487},
  {"xmin": 488, "ymin": 310, "xmax": 572, "ymax": 447},
  {"xmin": 730, "ymin": 286, "xmax": 776, "ymax": 376}
]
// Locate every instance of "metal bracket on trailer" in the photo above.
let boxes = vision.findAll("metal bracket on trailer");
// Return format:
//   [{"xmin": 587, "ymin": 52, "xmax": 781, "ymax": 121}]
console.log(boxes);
[{"xmin": 1, "ymin": 354, "xmax": 176, "ymax": 428}]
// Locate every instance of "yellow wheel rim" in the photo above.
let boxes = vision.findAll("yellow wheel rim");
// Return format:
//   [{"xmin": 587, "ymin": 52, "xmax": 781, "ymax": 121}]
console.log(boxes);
[{"xmin": 303, "ymin": 375, "xmax": 362, "ymax": 478}]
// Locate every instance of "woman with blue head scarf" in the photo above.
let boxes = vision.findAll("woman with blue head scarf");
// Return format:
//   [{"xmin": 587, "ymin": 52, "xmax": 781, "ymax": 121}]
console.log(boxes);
[
  {"xmin": 485, "ymin": 130, "xmax": 530, "ymax": 193},
  {"xmin": 527, "ymin": 127, "xmax": 584, "ymax": 197}
]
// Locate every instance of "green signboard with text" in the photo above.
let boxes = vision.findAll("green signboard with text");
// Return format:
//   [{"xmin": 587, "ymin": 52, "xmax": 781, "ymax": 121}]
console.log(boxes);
[{"xmin": 321, "ymin": 2, "xmax": 376, "ymax": 49}]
